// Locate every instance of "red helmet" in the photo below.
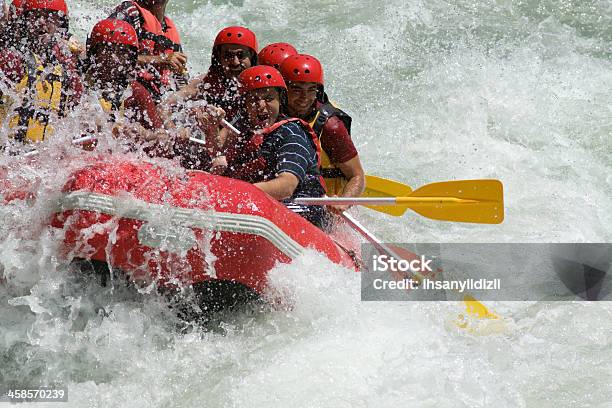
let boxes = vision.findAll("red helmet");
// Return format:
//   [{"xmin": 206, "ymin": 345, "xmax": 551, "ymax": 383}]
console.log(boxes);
[
  {"xmin": 239, "ymin": 66, "xmax": 286, "ymax": 93},
  {"xmin": 280, "ymin": 54, "xmax": 324, "ymax": 85},
  {"xmin": 213, "ymin": 26, "xmax": 258, "ymax": 54},
  {"xmin": 90, "ymin": 19, "xmax": 138, "ymax": 48},
  {"xmin": 258, "ymin": 42, "xmax": 298, "ymax": 69},
  {"xmin": 22, "ymin": 0, "xmax": 68, "ymax": 15}
]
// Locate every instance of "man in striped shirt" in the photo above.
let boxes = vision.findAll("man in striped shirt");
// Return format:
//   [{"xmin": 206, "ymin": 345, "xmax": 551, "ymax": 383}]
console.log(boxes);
[{"xmin": 222, "ymin": 66, "xmax": 328, "ymax": 228}]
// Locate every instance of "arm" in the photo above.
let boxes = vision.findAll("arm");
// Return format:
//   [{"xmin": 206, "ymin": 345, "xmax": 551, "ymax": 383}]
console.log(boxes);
[
  {"xmin": 65, "ymin": 57, "xmax": 83, "ymax": 110},
  {"xmin": 254, "ymin": 172, "xmax": 299, "ymax": 200},
  {"xmin": 327, "ymin": 155, "xmax": 366, "ymax": 213},
  {"xmin": 124, "ymin": 82, "xmax": 164, "ymax": 130},
  {"xmin": 163, "ymin": 73, "xmax": 205, "ymax": 108},
  {"xmin": 112, "ymin": 119, "xmax": 190, "ymax": 158},
  {"xmin": 120, "ymin": 81, "xmax": 175, "ymax": 154},
  {"xmin": 336, "ymin": 155, "xmax": 366, "ymax": 198},
  {"xmin": 138, "ymin": 52, "xmax": 187, "ymax": 74}
]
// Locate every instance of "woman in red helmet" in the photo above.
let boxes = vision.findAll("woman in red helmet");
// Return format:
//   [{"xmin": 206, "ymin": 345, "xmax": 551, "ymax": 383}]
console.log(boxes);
[
  {"xmin": 258, "ymin": 42, "xmax": 298, "ymax": 69},
  {"xmin": 221, "ymin": 65, "xmax": 328, "ymax": 228},
  {"xmin": 280, "ymin": 54, "xmax": 365, "ymax": 211},
  {"xmin": 0, "ymin": 0, "xmax": 82, "ymax": 144},
  {"xmin": 108, "ymin": 0, "xmax": 187, "ymax": 102}
]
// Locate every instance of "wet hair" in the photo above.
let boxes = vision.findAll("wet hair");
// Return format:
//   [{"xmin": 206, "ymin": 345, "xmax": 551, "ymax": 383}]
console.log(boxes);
[
  {"xmin": 278, "ymin": 87, "xmax": 288, "ymax": 111},
  {"xmin": 316, "ymin": 85, "xmax": 326, "ymax": 104},
  {"xmin": 0, "ymin": 19, "xmax": 20, "ymax": 49}
]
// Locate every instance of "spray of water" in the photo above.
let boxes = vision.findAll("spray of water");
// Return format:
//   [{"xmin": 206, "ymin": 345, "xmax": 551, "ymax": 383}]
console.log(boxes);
[{"xmin": 1, "ymin": 0, "xmax": 611, "ymax": 406}]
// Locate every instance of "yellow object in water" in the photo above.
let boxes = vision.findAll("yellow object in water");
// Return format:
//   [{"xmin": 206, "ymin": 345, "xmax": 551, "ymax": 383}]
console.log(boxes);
[{"xmin": 8, "ymin": 53, "xmax": 67, "ymax": 143}]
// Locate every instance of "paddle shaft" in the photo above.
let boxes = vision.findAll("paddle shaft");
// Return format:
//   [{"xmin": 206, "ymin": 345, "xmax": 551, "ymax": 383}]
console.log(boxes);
[
  {"xmin": 341, "ymin": 212, "xmax": 498, "ymax": 318},
  {"xmin": 340, "ymin": 212, "xmax": 428, "ymax": 282},
  {"xmin": 221, "ymin": 119, "xmax": 240, "ymax": 135},
  {"xmin": 296, "ymin": 197, "xmax": 480, "ymax": 206},
  {"xmin": 187, "ymin": 119, "xmax": 238, "ymax": 145},
  {"xmin": 341, "ymin": 212, "xmax": 400, "ymax": 257},
  {"xmin": 22, "ymin": 135, "xmax": 97, "ymax": 157}
]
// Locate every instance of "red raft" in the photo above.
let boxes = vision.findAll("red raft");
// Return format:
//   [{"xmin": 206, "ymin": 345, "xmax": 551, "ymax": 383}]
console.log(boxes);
[{"xmin": 48, "ymin": 160, "xmax": 360, "ymax": 298}]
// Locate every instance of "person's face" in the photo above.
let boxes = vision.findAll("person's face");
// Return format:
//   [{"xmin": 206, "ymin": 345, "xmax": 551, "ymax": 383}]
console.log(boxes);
[
  {"xmin": 286, "ymin": 81, "xmax": 318, "ymax": 118},
  {"xmin": 26, "ymin": 10, "xmax": 66, "ymax": 49},
  {"xmin": 244, "ymin": 87, "xmax": 280, "ymax": 130},
  {"xmin": 218, "ymin": 44, "xmax": 252, "ymax": 78},
  {"xmin": 90, "ymin": 44, "xmax": 136, "ymax": 87}
]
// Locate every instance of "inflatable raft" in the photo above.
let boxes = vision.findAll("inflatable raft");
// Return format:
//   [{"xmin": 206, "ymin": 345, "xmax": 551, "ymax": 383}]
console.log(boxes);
[{"xmin": 44, "ymin": 160, "xmax": 359, "ymax": 303}]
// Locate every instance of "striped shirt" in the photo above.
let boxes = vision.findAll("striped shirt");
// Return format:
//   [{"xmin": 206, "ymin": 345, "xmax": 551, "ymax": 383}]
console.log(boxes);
[{"xmin": 260, "ymin": 121, "xmax": 325, "ymax": 199}]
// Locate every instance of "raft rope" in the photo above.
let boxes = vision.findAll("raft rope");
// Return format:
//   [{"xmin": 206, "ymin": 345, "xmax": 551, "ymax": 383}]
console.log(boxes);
[{"xmin": 54, "ymin": 191, "xmax": 305, "ymax": 259}]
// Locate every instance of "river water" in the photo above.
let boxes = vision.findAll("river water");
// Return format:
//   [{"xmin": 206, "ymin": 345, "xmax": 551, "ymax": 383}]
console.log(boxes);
[{"xmin": 1, "ymin": 0, "xmax": 611, "ymax": 406}]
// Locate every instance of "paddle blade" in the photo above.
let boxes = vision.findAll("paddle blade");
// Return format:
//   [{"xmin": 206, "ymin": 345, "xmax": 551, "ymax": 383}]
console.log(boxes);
[
  {"xmin": 408, "ymin": 179, "xmax": 504, "ymax": 224},
  {"xmin": 462, "ymin": 295, "xmax": 498, "ymax": 319},
  {"xmin": 362, "ymin": 175, "xmax": 412, "ymax": 216}
]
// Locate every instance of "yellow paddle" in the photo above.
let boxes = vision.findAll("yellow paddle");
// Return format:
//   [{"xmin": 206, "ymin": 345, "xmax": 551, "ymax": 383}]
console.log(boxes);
[
  {"xmin": 294, "ymin": 178, "xmax": 505, "ymax": 323},
  {"xmin": 297, "ymin": 178, "xmax": 505, "ymax": 224}
]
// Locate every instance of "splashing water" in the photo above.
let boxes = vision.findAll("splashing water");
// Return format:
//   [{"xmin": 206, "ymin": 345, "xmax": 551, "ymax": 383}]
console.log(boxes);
[{"xmin": 1, "ymin": 0, "xmax": 611, "ymax": 407}]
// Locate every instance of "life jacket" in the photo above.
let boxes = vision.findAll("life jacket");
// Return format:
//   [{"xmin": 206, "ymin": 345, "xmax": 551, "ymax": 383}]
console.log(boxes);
[
  {"xmin": 8, "ymin": 53, "xmax": 68, "ymax": 143},
  {"xmin": 308, "ymin": 101, "xmax": 352, "ymax": 196},
  {"xmin": 227, "ymin": 117, "xmax": 325, "ymax": 191},
  {"xmin": 132, "ymin": 1, "xmax": 182, "ymax": 96}
]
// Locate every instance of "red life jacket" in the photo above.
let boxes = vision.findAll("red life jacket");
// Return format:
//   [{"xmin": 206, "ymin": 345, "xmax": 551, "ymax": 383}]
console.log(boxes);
[
  {"xmin": 226, "ymin": 117, "xmax": 325, "ymax": 190},
  {"xmin": 132, "ymin": 1, "xmax": 181, "ymax": 92}
]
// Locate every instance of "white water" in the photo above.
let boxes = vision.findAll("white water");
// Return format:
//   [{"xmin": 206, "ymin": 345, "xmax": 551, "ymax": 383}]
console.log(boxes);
[{"xmin": 1, "ymin": 0, "xmax": 611, "ymax": 406}]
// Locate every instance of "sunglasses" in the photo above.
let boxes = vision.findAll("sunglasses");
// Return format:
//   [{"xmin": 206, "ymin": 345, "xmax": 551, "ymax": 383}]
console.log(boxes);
[{"xmin": 221, "ymin": 50, "xmax": 251, "ymax": 61}]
